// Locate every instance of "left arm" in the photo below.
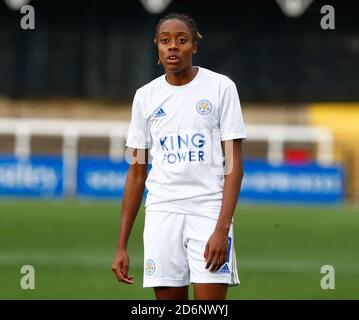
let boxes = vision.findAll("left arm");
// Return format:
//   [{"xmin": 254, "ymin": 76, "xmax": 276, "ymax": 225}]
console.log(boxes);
[{"xmin": 204, "ymin": 139, "xmax": 244, "ymax": 272}]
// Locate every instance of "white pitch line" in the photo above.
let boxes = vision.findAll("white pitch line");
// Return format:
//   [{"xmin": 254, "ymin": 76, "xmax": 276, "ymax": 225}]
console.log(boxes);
[
  {"xmin": 0, "ymin": 253, "xmax": 142, "ymax": 268},
  {"xmin": 0, "ymin": 254, "xmax": 358, "ymax": 275}
]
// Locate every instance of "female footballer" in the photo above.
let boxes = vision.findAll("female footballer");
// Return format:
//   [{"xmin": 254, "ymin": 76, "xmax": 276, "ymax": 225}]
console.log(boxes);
[{"xmin": 112, "ymin": 13, "xmax": 246, "ymax": 300}]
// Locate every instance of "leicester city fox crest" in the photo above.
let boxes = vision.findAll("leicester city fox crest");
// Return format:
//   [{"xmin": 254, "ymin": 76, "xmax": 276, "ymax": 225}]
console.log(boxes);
[
  {"xmin": 196, "ymin": 99, "xmax": 212, "ymax": 115},
  {"xmin": 145, "ymin": 259, "xmax": 156, "ymax": 276}
]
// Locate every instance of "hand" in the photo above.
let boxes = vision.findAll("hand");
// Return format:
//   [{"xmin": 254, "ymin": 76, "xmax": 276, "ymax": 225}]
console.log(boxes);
[
  {"xmin": 111, "ymin": 249, "xmax": 134, "ymax": 284},
  {"xmin": 204, "ymin": 231, "xmax": 229, "ymax": 272}
]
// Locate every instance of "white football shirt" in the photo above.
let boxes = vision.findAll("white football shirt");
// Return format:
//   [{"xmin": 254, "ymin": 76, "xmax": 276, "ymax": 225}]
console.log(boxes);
[{"xmin": 126, "ymin": 67, "xmax": 246, "ymax": 219}]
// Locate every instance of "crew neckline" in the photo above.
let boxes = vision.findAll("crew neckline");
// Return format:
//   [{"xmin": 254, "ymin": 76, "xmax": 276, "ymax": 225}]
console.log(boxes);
[{"xmin": 163, "ymin": 66, "xmax": 202, "ymax": 90}]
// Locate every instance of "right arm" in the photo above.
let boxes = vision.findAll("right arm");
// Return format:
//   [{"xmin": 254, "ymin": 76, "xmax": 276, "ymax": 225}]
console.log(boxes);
[{"xmin": 111, "ymin": 148, "xmax": 149, "ymax": 284}]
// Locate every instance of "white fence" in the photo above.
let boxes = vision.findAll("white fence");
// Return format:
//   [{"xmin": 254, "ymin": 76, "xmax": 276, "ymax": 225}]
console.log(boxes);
[{"xmin": 0, "ymin": 117, "xmax": 334, "ymax": 195}]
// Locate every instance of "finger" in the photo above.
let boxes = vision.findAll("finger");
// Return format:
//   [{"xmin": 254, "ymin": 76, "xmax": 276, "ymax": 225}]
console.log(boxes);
[
  {"xmin": 210, "ymin": 262, "xmax": 219, "ymax": 272},
  {"xmin": 118, "ymin": 270, "xmax": 134, "ymax": 284},
  {"xmin": 121, "ymin": 274, "xmax": 134, "ymax": 284},
  {"xmin": 209, "ymin": 252, "xmax": 220, "ymax": 272},
  {"xmin": 217, "ymin": 250, "xmax": 228, "ymax": 271},
  {"xmin": 112, "ymin": 266, "xmax": 134, "ymax": 284},
  {"xmin": 204, "ymin": 243, "xmax": 209, "ymax": 261},
  {"xmin": 112, "ymin": 266, "xmax": 124, "ymax": 281},
  {"xmin": 205, "ymin": 250, "xmax": 214, "ymax": 269},
  {"xmin": 121, "ymin": 265, "xmax": 134, "ymax": 284},
  {"xmin": 211, "ymin": 253, "xmax": 224, "ymax": 272},
  {"xmin": 121, "ymin": 264, "xmax": 129, "ymax": 278},
  {"xmin": 219, "ymin": 253, "xmax": 227, "ymax": 269},
  {"xmin": 216, "ymin": 259, "xmax": 225, "ymax": 272},
  {"xmin": 121, "ymin": 275, "xmax": 134, "ymax": 284}
]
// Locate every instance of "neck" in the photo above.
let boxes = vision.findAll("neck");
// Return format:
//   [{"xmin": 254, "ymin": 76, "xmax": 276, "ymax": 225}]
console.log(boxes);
[{"xmin": 165, "ymin": 66, "xmax": 198, "ymax": 86}]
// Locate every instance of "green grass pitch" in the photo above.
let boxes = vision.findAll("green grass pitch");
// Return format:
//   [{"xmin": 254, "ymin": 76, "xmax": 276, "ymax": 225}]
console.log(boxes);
[{"xmin": 0, "ymin": 200, "xmax": 358, "ymax": 299}]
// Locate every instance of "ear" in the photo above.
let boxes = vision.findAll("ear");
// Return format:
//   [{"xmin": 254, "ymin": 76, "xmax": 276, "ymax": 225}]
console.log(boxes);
[{"xmin": 192, "ymin": 42, "xmax": 198, "ymax": 55}]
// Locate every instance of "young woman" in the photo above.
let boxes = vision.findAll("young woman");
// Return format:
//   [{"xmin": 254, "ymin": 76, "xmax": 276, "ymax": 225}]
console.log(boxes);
[{"xmin": 112, "ymin": 13, "xmax": 246, "ymax": 300}]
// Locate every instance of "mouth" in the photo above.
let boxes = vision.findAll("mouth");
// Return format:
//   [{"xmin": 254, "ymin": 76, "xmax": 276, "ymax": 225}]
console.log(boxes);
[{"xmin": 166, "ymin": 55, "xmax": 180, "ymax": 64}]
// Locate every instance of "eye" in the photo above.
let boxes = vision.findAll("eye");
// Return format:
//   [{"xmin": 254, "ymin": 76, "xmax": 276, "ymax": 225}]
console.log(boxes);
[
  {"xmin": 178, "ymin": 38, "xmax": 187, "ymax": 44},
  {"xmin": 160, "ymin": 38, "xmax": 169, "ymax": 44}
]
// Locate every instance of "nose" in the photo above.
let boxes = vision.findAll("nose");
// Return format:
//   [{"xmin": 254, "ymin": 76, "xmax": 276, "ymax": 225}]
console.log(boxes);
[{"xmin": 168, "ymin": 39, "xmax": 178, "ymax": 51}]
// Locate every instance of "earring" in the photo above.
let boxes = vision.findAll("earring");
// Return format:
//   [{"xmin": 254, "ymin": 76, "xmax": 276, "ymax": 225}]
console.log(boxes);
[{"xmin": 157, "ymin": 58, "xmax": 161, "ymax": 65}]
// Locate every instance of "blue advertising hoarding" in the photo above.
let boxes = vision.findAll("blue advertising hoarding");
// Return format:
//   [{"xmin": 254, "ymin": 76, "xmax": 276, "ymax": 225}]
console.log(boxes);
[
  {"xmin": 77, "ymin": 157, "xmax": 129, "ymax": 198},
  {"xmin": 240, "ymin": 160, "xmax": 344, "ymax": 204},
  {"xmin": 0, "ymin": 155, "xmax": 63, "ymax": 197},
  {"xmin": 76, "ymin": 158, "xmax": 344, "ymax": 204},
  {"xmin": 0, "ymin": 155, "xmax": 344, "ymax": 204}
]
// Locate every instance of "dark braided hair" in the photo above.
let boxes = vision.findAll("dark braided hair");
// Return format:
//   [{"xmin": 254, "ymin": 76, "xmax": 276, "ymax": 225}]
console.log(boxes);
[{"xmin": 154, "ymin": 13, "xmax": 203, "ymax": 45}]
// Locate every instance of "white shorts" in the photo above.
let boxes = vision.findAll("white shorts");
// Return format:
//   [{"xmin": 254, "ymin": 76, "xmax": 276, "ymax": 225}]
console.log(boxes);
[{"xmin": 143, "ymin": 211, "xmax": 240, "ymax": 288}]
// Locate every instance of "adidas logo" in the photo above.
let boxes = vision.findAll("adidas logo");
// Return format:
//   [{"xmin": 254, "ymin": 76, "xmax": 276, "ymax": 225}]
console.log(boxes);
[
  {"xmin": 153, "ymin": 107, "xmax": 166, "ymax": 119},
  {"xmin": 219, "ymin": 263, "xmax": 230, "ymax": 273}
]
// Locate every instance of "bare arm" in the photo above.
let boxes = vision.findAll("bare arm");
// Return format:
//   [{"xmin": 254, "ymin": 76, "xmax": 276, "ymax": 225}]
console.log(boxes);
[
  {"xmin": 204, "ymin": 139, "xmax": 244, "ymax": 272},
  {"xmin": 112, "ymin": 148, "xmax": 149, "ymax": 284}
]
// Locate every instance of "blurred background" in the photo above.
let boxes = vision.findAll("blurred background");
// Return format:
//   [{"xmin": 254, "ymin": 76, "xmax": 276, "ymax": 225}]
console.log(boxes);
[{"xmin": 0, "ymin": 0, "xmax": 358, "ymax": 299}]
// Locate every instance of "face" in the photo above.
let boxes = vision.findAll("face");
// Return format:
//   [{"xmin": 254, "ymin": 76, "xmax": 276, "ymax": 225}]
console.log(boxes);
[{"xmin": 157, "ymin": 19, "xmax": 197, "ymax": 73}]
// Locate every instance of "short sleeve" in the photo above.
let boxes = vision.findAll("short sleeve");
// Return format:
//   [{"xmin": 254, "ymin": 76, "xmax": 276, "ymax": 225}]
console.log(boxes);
[
  {"xmin": 126, "ymin": 90, "xmax": 152, "ymax": 149},
  {"xmin": 219, "ymin": 80, "xmax": 247, "ymax": 141}
]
